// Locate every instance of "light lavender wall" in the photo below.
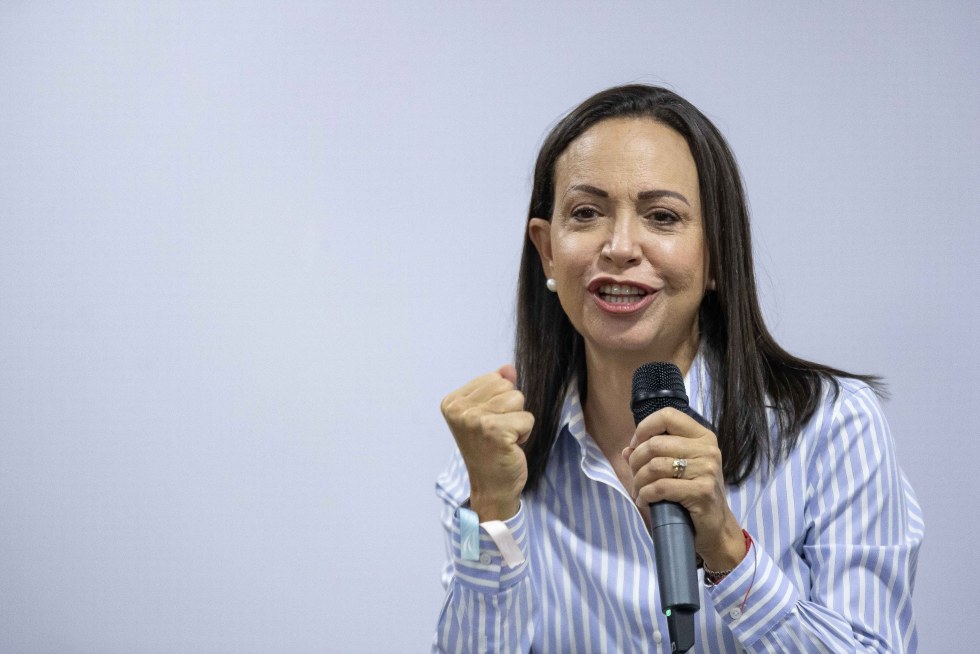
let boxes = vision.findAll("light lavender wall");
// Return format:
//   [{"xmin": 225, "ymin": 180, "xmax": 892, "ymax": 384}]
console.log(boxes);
[{"xmin": 1, "ymin": 2, "xmax": 976, "ymax": 651}]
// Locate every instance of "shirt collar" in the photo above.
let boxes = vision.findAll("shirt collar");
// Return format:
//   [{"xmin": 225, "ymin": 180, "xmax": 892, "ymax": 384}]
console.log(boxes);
[{"xmin": 556, "ymin": 347, "xmax": 711, "ymax": 450}]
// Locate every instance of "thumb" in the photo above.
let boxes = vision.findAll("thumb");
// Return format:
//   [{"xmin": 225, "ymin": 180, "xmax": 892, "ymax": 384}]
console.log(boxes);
[{"xmin": 497, "ymin": 363, "xmax": 518, "ymax": 386}]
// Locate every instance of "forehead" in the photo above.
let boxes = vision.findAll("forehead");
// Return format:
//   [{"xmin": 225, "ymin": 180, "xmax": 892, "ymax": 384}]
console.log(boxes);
[{"xmin": 554, "ymin": 118, "xmax": 699, "ymax": 200}]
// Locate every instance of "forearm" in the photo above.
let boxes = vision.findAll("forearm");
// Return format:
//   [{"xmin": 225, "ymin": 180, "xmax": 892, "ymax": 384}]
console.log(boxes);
[
  {"xmin": 433, "ymin": 501, "xmax": 535, "ymax": 654},
  {"xmin": 711, "ymin": 529, "xmax": 919, "ymax": 653},
  {"xmin": 434, "ymin": 576, "xmax": 534, "ymax": 653}
]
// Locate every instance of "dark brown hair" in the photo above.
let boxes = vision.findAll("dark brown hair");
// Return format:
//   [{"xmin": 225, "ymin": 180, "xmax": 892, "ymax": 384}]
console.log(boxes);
[{"xmin": 515, "ymin": 84, "xmax": 881, "ymax": 490}]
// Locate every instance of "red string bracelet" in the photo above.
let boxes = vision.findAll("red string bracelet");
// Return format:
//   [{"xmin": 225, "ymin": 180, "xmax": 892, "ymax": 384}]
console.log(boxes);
[
  {"xmin": 702, "ymin": 529, "xmax": 758, "ymax": 613},
  {"xmin": 702, "ymin": 528, "xmax": 753, "ymax": 584},
  {"xmin": 739, "ymin": 530, "xmax": 757, "ymax": 613}
]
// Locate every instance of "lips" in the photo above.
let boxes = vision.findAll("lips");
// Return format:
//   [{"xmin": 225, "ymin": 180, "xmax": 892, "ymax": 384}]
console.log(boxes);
[
  {"xmin": 587, "ymin": 279, "xmax": 656, "ymax": 313},
  {"xmin": 596, "ymin": 283, "xmax": 646, "ymax": 303}
]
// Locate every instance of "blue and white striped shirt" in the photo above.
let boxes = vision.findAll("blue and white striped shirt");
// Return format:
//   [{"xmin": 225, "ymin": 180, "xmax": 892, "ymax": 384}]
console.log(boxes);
[{"xmin": 434, "ymin": 354, "xmax": 923, "ymax": 653}]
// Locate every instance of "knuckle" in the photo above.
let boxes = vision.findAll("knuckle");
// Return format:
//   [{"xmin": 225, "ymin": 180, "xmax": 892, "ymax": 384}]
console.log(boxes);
[
  {"xmin": 702, "ymin": 460, "xmax": 719, "ymax": 478},
  {"xmin": 693, "ymin": 478, "xmax": 714, "ymax": 496},
  {"xmin": 498, "ymin": 390, "xmax": 519, "ymax": 408},
  {"xmin": 640, "ymin": 480, "xmax": 662, "ymax": 502},
  {"xmin": 461, "ymin": 407, "xmax": 484, "ymax": 432},
  {"xmin": 642, "ymin": 460, "xmax": 660, "ymax": 477},
  {"xmin": 509, "ymin": 390, "xmax": 527, "ymax": 407},
  {"xmin": 640, "ymin": 480, "xmax": 666, "ymax": 503},
  {"xmin": 478, "ymin": 413, "xmax": 498, "ymax": 435}
]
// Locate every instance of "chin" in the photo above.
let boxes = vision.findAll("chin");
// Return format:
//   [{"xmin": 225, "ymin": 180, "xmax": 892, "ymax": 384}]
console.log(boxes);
[{"xmin": 589, "ymin": 334, "xmax": 669, "ymax": 359}]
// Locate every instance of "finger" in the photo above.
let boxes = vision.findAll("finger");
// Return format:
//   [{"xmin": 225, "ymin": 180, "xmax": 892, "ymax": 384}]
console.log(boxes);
[
  {"xmin": 481, "ymin": 411, "xmax": 535, "ymax": 444},
  {"xmin": 484, "ymin": 388, "xmax": 526, "ymax": 414},
  {"xmin": 447, "ymin": 371, "xmax": 505, "ymax": 402},
  {"xmin": 441, "ymin": 374, "xmax": 502, "ymax": 419},
  {"xmin": 459, "ymin": 373, "xmax": 515, "ymax": 404},
  {"xmin": 631, "ymin": 456, "xmax": 696, "ymax": 492},
  {"xmin": 635, "ymin": 476, "xmax": 715, "ymax": 510},
  {"xmin": 631, "ymin": 407, "xmax": 712, "ymax": 447},
  {"xmin": 515, "ymin": 413, "xmax": 534, "ymax": 445},
  {"xmin": 459, "ymin": 366, "xmax": 517, "ymax": 397},
  {"xmin": 497, "ymin": 364, "xmax": 518, "ymax": 386},
  {"xmin": 628, "ymin": 434, "xmax": 699, "ymax": 467}
]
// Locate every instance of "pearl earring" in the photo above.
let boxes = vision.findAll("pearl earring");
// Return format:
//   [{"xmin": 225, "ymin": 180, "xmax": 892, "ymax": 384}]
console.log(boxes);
[{"xmin": 546, "ymin": 278, "xmax": 558, "ymax": 292}]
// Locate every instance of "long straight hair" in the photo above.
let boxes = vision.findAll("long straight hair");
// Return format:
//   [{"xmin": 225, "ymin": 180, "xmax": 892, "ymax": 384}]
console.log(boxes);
[{"xmin": 515, "ymin": 85, "xmax": 882, "ymax": 490}]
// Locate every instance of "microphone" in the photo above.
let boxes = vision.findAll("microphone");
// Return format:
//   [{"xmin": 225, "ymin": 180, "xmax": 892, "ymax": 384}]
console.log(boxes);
[{"xmin": 631, "ymin": 362, "xmax": 702, "ymax": 654}]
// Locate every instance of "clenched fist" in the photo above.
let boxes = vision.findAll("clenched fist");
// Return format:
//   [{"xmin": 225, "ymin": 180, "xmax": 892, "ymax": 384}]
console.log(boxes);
[{"xmin": 440, "ymin": 365, "xmax": 534, "ymax": 521}]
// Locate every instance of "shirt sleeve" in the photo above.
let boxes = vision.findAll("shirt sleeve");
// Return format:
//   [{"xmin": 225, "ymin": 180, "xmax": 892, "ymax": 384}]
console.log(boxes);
[
  {"xmin": 432, "ymin": 452, "xmax": 535, "ymax": 654},
  {"xmin": 707, "ymin": 383, "xmax": 923, "ymax": 653}
]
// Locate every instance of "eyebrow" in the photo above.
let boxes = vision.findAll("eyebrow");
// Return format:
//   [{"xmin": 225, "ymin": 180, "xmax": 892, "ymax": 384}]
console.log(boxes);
[{"xmin": 569, "ymin": 184, "xmax": 690, "ymax": 207}]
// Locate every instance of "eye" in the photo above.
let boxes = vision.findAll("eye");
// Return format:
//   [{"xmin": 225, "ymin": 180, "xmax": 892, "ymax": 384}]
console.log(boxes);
[
  {"xmin": 570, "ymin": 206, "xmax": 601, "ymax": 221},
  {"xmin": 647, "ymin": 209, "xmax": 680, "ymax": 225}
]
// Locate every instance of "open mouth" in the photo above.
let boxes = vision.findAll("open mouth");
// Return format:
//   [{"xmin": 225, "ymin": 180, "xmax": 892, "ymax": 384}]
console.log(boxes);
[
  {"xmin": 596, "ymin": 283, "xmax": 648, "ymax": 304},
  {"xmin": 587, "ymin": 281, "xmax": 657, "ymax": 313}
]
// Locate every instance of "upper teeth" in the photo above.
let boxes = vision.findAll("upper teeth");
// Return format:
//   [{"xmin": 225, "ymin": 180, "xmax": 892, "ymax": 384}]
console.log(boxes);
[{"xmin": 598, "ymin": 284, "xmax": 645, "ymax": 296}]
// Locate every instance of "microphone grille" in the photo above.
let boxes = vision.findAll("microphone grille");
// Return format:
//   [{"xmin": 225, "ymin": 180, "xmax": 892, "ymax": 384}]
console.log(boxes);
[{"xmin": 631, "ymin": 362, "xmax": 688, "ymax": 418}]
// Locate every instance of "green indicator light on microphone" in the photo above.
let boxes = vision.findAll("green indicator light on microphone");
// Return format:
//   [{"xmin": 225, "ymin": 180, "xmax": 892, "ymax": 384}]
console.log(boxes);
[{"xmin": 665, "ymin": 609, "xmax": 672, "ymax": 617}]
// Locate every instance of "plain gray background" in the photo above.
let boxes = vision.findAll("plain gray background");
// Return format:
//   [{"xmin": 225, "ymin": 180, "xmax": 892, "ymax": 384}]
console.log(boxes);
[{"xmin": 1, "ymin": 2, "xmax": 976, "ymax": 652}]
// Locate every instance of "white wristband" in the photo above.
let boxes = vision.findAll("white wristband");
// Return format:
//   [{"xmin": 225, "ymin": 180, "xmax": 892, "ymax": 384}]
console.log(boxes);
[
  {"xmin": 458, "ymin": 507, "xmax": 525, "ymax": 568},
  {"xmin": 480, "ymin": 519, "xmax": 525, "ymax": 568}
]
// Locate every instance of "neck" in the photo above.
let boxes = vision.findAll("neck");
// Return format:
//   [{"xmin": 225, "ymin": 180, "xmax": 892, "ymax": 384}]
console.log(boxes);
[{"xmin": 582, "ymin": 339, "xmax": 700, "ymax": 453}]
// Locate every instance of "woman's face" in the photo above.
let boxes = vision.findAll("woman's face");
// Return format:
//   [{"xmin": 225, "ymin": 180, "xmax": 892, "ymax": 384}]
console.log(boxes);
[{"xmin": 528, "ymin": 117, "xmax": 712, "ymax": 366}]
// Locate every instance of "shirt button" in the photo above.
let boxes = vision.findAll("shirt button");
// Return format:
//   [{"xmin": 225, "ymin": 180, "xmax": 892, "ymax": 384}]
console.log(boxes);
[
  {"xmin": 729, "ymin": 607, "xmax": 742, "ymax": 620},
  {"xmin": 652, "ymin": 630, "xmax": 662, "ymax": 644},
  {"xmin": 479, "ymin": 552, "xmax": 492, "ymax": 565}
]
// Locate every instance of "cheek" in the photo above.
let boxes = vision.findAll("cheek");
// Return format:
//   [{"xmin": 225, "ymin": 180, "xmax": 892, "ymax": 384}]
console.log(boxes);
[
  {"xmin": 660, "ymin": 242, "xmax": 707, "ymax": 289},
  {"xmin": 551, "ymin": 235, "xmax": 594, "ymax": 276}
]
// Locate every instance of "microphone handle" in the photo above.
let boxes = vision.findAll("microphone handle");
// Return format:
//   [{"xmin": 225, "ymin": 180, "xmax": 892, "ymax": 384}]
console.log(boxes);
[
  {"xmin": 653, "ymin": 405, "xmax": 709, "ymax": 653},
  {"xmin": 649, "ymin": 501, "xmax": 699, "ymax": 653}
]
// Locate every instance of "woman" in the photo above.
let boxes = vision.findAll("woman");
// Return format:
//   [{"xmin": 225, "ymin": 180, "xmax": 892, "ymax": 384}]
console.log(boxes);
[{"xmin": 434, "ymin": 85, "xmax": 922, "ymax": 653}]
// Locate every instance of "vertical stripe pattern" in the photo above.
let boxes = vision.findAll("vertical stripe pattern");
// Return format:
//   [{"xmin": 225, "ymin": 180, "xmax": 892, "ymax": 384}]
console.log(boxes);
[{"xmin": 433, "ymin": 354, "xmax": 922, "ymax": 653}]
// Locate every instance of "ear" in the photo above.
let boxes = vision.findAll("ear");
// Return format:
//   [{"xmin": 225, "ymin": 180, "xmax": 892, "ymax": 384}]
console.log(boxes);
[
  {"xmin": 527, "ymin": 218, "xmax": 554, "ymax": 275},
  {"xmin": 703, "ymin": 251, "xmax": 715, "ymax": 291}
]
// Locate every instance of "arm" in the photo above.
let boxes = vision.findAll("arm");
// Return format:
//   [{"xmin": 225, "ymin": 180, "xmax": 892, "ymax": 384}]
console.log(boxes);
[
  {"xmin": 433, "ymin": 367, "xmax": 537, "ymax": 653},
  {"xmin": 432, "ymin": 460, "xmax": 534, "ymax": 654},
  {"xmin": 708, "ymin": 384, "xmax": 923, "ymax": 652}
]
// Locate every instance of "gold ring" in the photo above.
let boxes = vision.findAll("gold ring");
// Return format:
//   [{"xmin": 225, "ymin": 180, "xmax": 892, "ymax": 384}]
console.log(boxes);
[{"xmin": 672, "ymin": 458, "xmax": 688, "ymax": 479}]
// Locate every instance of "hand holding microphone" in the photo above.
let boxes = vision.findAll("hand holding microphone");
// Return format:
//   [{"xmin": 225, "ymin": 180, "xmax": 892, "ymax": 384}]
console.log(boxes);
[{"xmin": 624, "ymin": 363, "xmax": 746, "ymax": 653}]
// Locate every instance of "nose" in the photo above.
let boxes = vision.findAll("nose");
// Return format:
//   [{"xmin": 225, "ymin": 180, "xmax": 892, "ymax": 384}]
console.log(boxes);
[{"xmin": 601, "ymin": 214, "xmax": 641, "ymax": 268}]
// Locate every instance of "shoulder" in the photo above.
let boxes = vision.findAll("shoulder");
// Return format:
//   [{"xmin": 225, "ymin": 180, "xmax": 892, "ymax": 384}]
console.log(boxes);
[
  {"xmin": 832, "ymin": 375, "xmax": 880, "ymax": 403},
  {"xmin": 802, "ymin": 374, "xmax": 896, "ymax": 485},
  {"xmin": 825, "ymin": 375, "xmax": 888, "ymax": 433},
  {"xmin": 801, "ymin": 374, "xmax": 885, "ymax": 432}
]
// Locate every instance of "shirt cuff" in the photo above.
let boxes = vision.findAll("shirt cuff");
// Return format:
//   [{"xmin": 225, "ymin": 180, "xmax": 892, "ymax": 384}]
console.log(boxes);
[
  {"xmin": 705, "ymin": 534, "xmax": 800, "ymax": 647},
  {"xmin": 450, "ymin": 501, "xmax": 529, "ymax": 593}
]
